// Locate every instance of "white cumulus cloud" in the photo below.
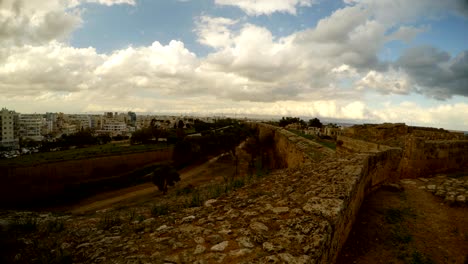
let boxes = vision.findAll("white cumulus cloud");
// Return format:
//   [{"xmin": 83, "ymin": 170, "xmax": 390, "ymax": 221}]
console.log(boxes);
[{"xmin": 214, "ymin": 0, "xmax": 314, "ymax": 15}]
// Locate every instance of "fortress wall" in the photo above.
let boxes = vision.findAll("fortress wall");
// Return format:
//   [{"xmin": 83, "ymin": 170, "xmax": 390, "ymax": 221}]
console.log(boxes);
[
  {"xmin": 252, "ymin": 124, "xmax": 399, "ymax": 263},
  {"xmin": 400, "ymin": 138, "xmax": 468, "ymax": 178},
  {"xmin": 337, "ymin": 135, "xmax": 396, "ymax": 154},
  {"xmin": 0, "ymin": 148, "xmax": 173, "ymax": 205},
  {"xmin": 256, "ymin": 123, "xmax": 334, "ymax": 168}
]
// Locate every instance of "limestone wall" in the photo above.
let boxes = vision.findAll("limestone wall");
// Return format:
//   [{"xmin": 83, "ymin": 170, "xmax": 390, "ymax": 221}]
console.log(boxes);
[
  {"xmin": 249, "ymin": 123, "xmax": 399, "ymax": 263},
  {"xmin": 338, "ymin": 124, "xmax": 468, "ymax": 179},
  {"xmin": 400, "ymin": 138, "xmax": 468, "ymax": 178},
  {"xmin": 337, "ymin": 135, "xmax": 395, "ymax": 154},
  {"xmin": 0, "ymin": 148, "xmax": 173, "ymax": 206},
  {"xmin": 256, "ymin": 123, "xmax": 334, "ymax": 168}
]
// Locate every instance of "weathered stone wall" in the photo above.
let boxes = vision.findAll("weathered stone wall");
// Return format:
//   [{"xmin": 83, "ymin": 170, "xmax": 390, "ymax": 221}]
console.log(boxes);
[
  {"xmin": 337, "ymin": 135, "xmax": 395, "ymax": 154},
  {"xmin": 400, "ymin": 138, "xmax": 468, "ymax": 178},
  {"xmin": 0, "ymin": 148, "xmax": 173, "ymax": 206},
  {"xmin": 248, "ymin": 123, "xmax": 398, "ymax": 263},
  {"xmin": 256, "ymin": 123, "xmax": 334, "ymax": 168},
  {"xmin": 339, "ymin": 123, "xmax": 468, "ymax": 179}
]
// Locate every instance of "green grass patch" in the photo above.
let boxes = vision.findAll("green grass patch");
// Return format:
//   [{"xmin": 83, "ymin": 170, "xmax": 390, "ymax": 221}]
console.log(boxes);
[
  {"xmin": 384, "ymin": 207, "xmax": 415, "ymax": 224},
  {"xmin": 98, "ymin": 212, "xmax": 122, "ymax": 230},
  {"xmin": 151, "ymin": 204, "xmax": 169, "ymax": 216},
  {"xmin": 286, "ymin": 129, "xmax": 336, "ymax": 150}
]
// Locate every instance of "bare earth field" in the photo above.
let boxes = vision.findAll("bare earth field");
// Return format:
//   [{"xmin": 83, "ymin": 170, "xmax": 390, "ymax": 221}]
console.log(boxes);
[{"xmin": 338, "ymin": 176, "xmax": 468, "ymax": 264}]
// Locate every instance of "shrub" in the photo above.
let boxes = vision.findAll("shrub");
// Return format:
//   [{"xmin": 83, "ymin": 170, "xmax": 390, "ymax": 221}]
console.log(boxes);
[{"xmin": 151, "ymin": 204, "xmax": 169, "ymax": 216}]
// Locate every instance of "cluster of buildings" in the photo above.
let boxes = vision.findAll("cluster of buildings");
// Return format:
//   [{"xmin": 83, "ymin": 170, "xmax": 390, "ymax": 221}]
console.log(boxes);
[
  {"xmin": 285, "ymin": 123, "xmax": 344, "ymax": 139},
  {"xmin": 0, "ymin": 107, "xmax": 216, "ymax": 150}
]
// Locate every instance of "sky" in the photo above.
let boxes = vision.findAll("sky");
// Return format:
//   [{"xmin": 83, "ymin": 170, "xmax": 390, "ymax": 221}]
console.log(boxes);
[{"xmin": 0, "ymin": 0, "xmax": 467, "ymax": 130}]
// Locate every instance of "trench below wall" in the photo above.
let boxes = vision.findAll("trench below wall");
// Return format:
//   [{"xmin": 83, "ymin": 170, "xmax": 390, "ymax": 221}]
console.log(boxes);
[{"xmin": 0, "ymin": 148, "xmax": 173, "ymax": 207}]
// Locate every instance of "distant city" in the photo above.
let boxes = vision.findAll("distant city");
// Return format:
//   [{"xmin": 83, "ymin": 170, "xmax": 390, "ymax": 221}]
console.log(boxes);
[{"xmin": 0, "ymin": 107, "xmax": 228, "ymax": 151}]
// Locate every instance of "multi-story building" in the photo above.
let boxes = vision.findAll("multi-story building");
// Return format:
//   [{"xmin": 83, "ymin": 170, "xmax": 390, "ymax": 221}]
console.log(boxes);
[
  {"xmin": 61, "ymin": 124, "xmax": 77, "ymax": 135},
  {"xmin": 98, "ymin": 121, "xmax": 128, "ymax": 137},
  {"xmin": 18, "ymin": 114, "xmax": 44, "ymax": 141},
  {"xmin": 68, "ymin": 114, "xmax": 91, "ymax": 131},
  {"xmin": 90, "ymin": 115, "xmax": 104, "ymax": 130},
  {"xmin": 0, "ymin": 108, "xmax": 19, "ymax": 149}
]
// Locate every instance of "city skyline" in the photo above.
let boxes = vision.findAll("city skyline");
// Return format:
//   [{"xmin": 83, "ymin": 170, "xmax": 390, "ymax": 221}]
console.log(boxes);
[{"xmin": 1, "ymin": 0, "xmax": 467, "ymax": 130}]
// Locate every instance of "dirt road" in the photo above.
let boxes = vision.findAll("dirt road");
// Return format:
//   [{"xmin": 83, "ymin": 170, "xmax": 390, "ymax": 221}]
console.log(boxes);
[{"xmin": 69, "ymin": 153, "xmax": 234, "ymax": 214}]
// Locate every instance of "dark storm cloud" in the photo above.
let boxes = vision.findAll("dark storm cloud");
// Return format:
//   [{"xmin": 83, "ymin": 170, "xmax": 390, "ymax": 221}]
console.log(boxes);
[{"xmin": 396, "ymin": 46, "xmax": 468, "ymax": 99}]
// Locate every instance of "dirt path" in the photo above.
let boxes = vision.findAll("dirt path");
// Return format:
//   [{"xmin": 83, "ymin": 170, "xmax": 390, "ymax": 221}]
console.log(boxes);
[
  {"xmin": 68, "ymin": 153, "xmax": 236, "ymax": 215},
  {"xmin": 338, "ymin": 176, "xmax": 468, "ymax": 264}
]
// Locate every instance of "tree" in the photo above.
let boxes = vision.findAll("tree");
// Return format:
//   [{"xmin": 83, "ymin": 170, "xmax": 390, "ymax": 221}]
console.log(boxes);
[
  {"xmin": 308, "ymin": 118, "xmax": 323, "ymax": 128},
  {"xmin": 279, "ymin": 116, "xmax": 303, "ymax": 127},
  {"xmin": 178, "ymin": 120, "xmax": 185, "ymax": 129},
  {"xmin": 151, "ymin": 165, "xmax": 180, "ymax": 195}
]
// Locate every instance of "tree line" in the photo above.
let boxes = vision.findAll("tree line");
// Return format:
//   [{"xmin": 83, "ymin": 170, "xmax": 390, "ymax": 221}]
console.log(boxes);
[{"xmin": 278, "ymin": 116, "xmax": 323, "ymax": 128}]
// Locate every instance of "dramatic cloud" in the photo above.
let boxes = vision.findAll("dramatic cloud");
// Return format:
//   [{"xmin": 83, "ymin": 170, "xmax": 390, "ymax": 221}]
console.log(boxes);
[
  {"xmin": 1, "ymin": 0, "xmax": 466, "ymax": 130},
  {"xmin": 214, "ymin": 0, "xmax": 314, "ymax": 16},
  {"xmin": 396, "ymin": 46, "xmax": 468, "ymax": 99}
]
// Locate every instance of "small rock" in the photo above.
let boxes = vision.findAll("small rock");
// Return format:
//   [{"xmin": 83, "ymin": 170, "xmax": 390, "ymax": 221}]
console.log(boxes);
[
  {"xmin": 142, "ymin": 218, "xmax": 155, "ymax": 225},
  {"xmin": 401, "ymin": 179, "xmax": 417, "ymax": 185},
  {"xmin": 237, "ymin": 237, "xmax": 254, "ymax": 248},
  {"xmin": 229, "ymin": 248, "xmax": 252, "ymax": 257},
  {"xmin": 272, "ymin": 207, "xmax": 290, "ymax": 214},
  {"xmin": 194, "ymin": 237, "xmax": 205, "ymax": 244},
  {"xmin": 204, "ymin": 199, "xmax": 217, "ymax": 207},
  {"xmin": 181, "ymin": 215, "xmax": 196, "ymax": 223},
  {"xmin": 194, "ymin": 245, "xmax": 206, "ymax": 254},
  {"xmin": 262, "ymin": 242, "xmax": 275, "ymax": 252},
  {"xmin": 206, "ymin": 234, "xmax": 223, "ymax": 244},
  {"xmin": 445, "ymin": 195, "xmax": 456, "ymax": 203},
  {"xmin": 426, "ymin": 185, "xmax": 437, "ymax": 192},
  {"xmin": 163, "ymin": 254, "xmax": 179, "ymax": 263},
  {"xmin": 456, "ymin": 195, "xmax": 466, "ymax": 203},
  {"xmin": 210, "ymin": 241, "xmax": 229, "ymax": 252},
  {"xmin": 250, "ymin": 222, "xmax": 268, "ymax": 233},
  {"xmin": 157, "ymin": 225, "xmax": 169, "ymax": 231}
]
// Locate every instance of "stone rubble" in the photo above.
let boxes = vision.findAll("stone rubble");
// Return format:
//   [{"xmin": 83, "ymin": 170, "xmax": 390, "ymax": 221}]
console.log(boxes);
[{"xmin": 411, "ymin": 175, "xmax": 468, "ymax": 205}]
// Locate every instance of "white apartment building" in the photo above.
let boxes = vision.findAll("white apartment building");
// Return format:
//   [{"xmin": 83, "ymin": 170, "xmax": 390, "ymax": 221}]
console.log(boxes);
[
  {"xmin": 18, "ymin": 114, "xmax": 44, "ymax": 141},
  {"xmin": 99, "ymin": 121, "xmax": 127, "ymax": 137},
  {"xmin": 0, "ymin": 108, "xmax": 19, "ymax": 149}
]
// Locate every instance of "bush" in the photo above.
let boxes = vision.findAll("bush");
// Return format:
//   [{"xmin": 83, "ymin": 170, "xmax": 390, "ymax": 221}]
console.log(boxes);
[{"xmin": 151, "ymin": 204, "xmax": 169, "ymax": 216}]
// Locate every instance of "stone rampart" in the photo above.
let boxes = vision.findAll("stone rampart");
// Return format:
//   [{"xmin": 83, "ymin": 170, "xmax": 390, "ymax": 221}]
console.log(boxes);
[
  {"xmin": 256, "ymin": 123, "xmax": 334, "ymax": 168},
  {"xmin": 338, "ymin": 123, "xmax": 468, "ymax": 179},
  {"xmin": 239, "ymin": 123, "xmax": 399, "ymax": 263},
  {"xmin": 400, "ymin": 138, "xmax": 468, "ymax": 178},
  {"xmin": 337, "ymin": 135, "xmax": 396, "ymax": 154},
  {"xmin": 0, "ymin": 148, "xmax": 173, "ymax": 206}
]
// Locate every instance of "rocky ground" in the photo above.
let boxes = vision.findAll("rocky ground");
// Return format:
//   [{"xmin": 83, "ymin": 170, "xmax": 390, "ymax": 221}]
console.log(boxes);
[
  {"xmin": 414, "ymin": 174, "xmax": 468, "ymax": 204},
  {"xmin": 338, "ymin": 173, "xmax": 468, "ymax": 264}
]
